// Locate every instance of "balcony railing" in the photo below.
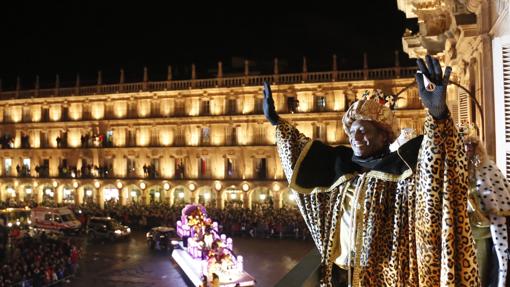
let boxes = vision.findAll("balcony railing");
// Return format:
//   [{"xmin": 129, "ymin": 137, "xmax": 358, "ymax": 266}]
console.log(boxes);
[{"xmin": 0, "ymin": 67, "xmax": 416, "ymax": 100}]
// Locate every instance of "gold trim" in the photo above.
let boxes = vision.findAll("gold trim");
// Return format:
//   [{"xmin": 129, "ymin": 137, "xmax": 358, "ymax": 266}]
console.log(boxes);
[{"xmin": 365, "ymin": 168, "xmax": 414, "ymax": 182}]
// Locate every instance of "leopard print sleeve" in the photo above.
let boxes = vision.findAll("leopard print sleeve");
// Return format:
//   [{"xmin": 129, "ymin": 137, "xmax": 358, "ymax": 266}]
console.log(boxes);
[
  {"xmin": 275, "ymin": 118, "xmax": 311, "ymax": 183},
  {"xmin": 415, "ymin": 113, "xmax": 480, "ymax": 286}
]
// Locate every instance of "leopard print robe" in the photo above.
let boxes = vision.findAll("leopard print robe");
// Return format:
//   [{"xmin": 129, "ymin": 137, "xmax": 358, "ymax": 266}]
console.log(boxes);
[{"xmin": 275, "ymin": 114, "xmax": 480, "ymax": 287}]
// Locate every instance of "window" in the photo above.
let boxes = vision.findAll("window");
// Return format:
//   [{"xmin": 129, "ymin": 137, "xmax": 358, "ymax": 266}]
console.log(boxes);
[
  {"xmin": 4, "ymin": 158, "xmax": 12, "ymax": 176},
  {"xmin": 226, "ymin": 126, "xmax": 237, "ymax": 145},
  {"xmin": 149, "ymin": 158, "xmax": 159, "ymax": 178},
  {"xmin": 199, "ymin": 157, "xmax": 210, "ymax": 178},
  {"xmin": 201, "ymin": 100, "xmax": 210, "ymax": 115},
  {"xmin": 42, "ymin": 107, "xmax": 49, "ymax": 121},
  {"xmin": 175, "ymin": 101, "xmax": 185, "ymax": 116},
  {"xmin": 494, "ymin": 36, "xmax": 510, "ymax": 176},
  {"xmin": 255, "ymin": 98, "xmax": 263, "ymax": 114},
  {"xmin": 201, "ymin": 127, "xmax": 210, "ymax": 145},
  {"xmin": 287, "ymin": 97, "xmax": 299, "ymax": 113},
  {"xmin": 127, "ymin": 158, "xmax": 136, "ymax": 177},
  {"xmin": 227, "ymin": 99, "xmax": 237, "ymax": 114},
  {"xmin": 226, "ymin": 158, "xmax": 235, "ymax": 178},
  {"xmin": 255, "ymin": 158, "xmax": 267, "ymax": 179},
  {"xmin": 314, "ymin": 125, "xmax": 322, "ymax": 140},
  {"xmin": 316, "ymin": 96, "xmax": 326, "ymax": 111},
  {"xmin": 105, "ymin": 130, "xmax": 113, "ymax": 147},
  {"xmin": 175, "ymin": 159, "xmax": 185, "ymax": 179}
]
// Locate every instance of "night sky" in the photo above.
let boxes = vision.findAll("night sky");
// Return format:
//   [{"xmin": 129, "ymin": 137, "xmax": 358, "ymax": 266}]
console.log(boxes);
[{"xmin": 0, "ymin": 1, "xmax": 418, "ymax": 89}]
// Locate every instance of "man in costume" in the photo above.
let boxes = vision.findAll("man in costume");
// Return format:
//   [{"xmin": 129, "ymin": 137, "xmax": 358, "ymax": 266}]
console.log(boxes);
[{"xmin": 263, "ymin": 55, "xmax": 480, "ymax": 286}]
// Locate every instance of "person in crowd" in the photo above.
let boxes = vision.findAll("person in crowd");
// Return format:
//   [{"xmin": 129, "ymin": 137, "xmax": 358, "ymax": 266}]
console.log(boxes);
[{"xmin": 263, "ymin": 55, "xmax": 479, "ymax": 286}]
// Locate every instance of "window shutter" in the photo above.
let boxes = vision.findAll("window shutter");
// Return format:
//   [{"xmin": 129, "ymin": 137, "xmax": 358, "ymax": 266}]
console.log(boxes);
[
  {"xmin": 458, "ymin": 91, "xmax": 470, "ymax": 124},
  {"xmin": 494, "ymin": 36, "xmax": 510, "ymax": 177},
  {"xmin": 503, "ymin": 44, "xmax": 510, "ymax": 176}
]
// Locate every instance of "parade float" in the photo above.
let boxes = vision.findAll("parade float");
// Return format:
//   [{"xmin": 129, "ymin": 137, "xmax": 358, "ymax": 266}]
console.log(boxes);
[{"xmin": 172, "ymin": 204, "xmax": 255, "ymax": 287}]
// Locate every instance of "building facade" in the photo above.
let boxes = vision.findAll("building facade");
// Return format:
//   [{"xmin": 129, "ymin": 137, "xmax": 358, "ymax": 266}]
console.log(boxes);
[
  {"xmin": 0, "ymin": 64, "xmax": 423, "ymax": 209},
  {"xmin": 398, "ymin": 0, "xmax": 510, "ymax": 175}
]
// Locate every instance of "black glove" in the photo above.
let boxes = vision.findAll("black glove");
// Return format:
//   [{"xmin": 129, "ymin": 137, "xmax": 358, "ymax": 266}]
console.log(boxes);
[
  {"xmin": 263, "ymin": 82, "xmax": 280, "ymax": 125},
  {"xmin": 415, "ymin": 55, "xmax": 452, "ymax": 120}
]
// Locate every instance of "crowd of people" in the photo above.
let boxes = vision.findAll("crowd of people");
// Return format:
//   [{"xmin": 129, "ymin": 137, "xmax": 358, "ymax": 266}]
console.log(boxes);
[
  {"xmin": 0, "ymin": 234, "xmax": 80, "ymax": 287},
  {"xmin": 73, "ymin": 202, "xmax": 310, "ymax": 240}
]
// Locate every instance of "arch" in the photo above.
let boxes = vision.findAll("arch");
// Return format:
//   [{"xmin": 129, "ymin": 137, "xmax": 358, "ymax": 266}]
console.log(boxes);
[
  {"xmin": 221, "ymin": 185, "xmax": 244, "ymax": 209},
  {"xmin": 77, "ymin": 184, "xmax": 97, "ymax": 205},
  {"xmin": 40, "ymin": 184, "xmax": 56, "ymax": 206},
  {"xmin": 18, "ymin": 183, "xmax": 35, "ymax": 203},
  {"xmin": 0, "ymin": 182, "xmax": 17, "ymax": 203},
  {"xmin": 61, "ymin": 184, "xmax": 76, "ymax": 205},
  {"xmin": 124, "ymin": 184, "xmax": 142, "ymax": 205},
  {"xmin": 170, "ymin": 185, "xmax": 192, "ymax": 206},
  {"xmin": 146, "ymin": 184, "xmax": 165, "ymax": 204},
  {"xmin": 195, "ymin": 185, "xmax": 216, "ymax": 208},
  {"xmin": 249, "ymin": 186, "xmax": 273, "ymax": 210},
  {"xmin": 279, "ymin": 187, "xmax": 297, "ymax": 209},
  {"xmin": 100, "ymin": 184, "xmax": 120, "ymax": 207}
]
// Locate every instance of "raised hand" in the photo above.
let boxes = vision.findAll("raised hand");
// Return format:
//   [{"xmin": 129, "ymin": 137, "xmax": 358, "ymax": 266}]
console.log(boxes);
[
  {"xmin": 415, "ymin": 55, "xmax": 452, "ymax": 119},
  {"xmin": 263, "ymin": 82, "xmax": 280, "ymax": 125}
]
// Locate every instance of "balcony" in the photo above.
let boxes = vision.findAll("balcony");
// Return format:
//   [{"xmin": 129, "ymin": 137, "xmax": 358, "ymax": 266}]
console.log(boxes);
[{"xmin": 0, "ymin": 67, "xmax": 416, "ymax": 101}]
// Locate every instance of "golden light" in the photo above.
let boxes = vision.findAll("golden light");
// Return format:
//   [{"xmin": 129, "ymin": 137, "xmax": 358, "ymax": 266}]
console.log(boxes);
[
  {"xmin": 214, "ymin": 181, "xmax": 222, "ymax": 191},
  {"xmin": 137, "ymin": 129, "xmax": 150, "ymax": 146},
  {"xmin": 259, "ymin": 194, "xmax": 266, "ymax": 201},
  {"xmin": 130, "ymin": 191, "xmax": 137, "ymax": 197},
  {"xmin": 68, "ymin": 130, "xmax": 81, "ymax": 147},
  {"xmin": 178, "ymin": 192, "xmax": 185, "ymax": 199},
  {"xmin": 14, "ymin": 180, "xmax": 18, "ymax": 187},
  {"xmin": 25, "ymin": 188, "xmax": 32, "ymax": 194},
  {"xmin": 137, "ymin": 100, "xmax": 150, "ymax": 117},
  {"xmin": 73, "ymin": 182, "xmax": 79, "ymax": 188},
  {"xmin": 139, "ymin": 182, "xmax": 146, "ymax": 189},
  {"xmin": 91, "ymin": 103, "xmax": 104, "ymax": 119},
  {"xmin": 69, "ymin": 104, "xmax": 82, "ymax": 120},
  {"xmin": 33, "ymin": 181, "xmax": 39, "ymax": 188},
  {"xmin": 230, "ymin": 193, "xmax": 237, "ymax": 200},
  {"xmin": 86, "ymin": 190, "xmax": 93, "ymax": 196},
  {"xmin": 160, "ymin": 130, "xmax": 172, "ymax": 146},
  {"xmin": 116, "ymin": 182, "xmax": 123, "ymax": 189},
  {"xmin": 204, "ymin": 192, "xmax": 211, "ymax": 200},
  {"xmin": 49, "ymin": 105, "xmax": 62, "ymax": 121},
  {"xmin": 94, "ymin": 181, "xmax": 101, "ymax": 189},
  {"xmin": 241, "ymin": 183, "xmax": 250, "ymax": 192},
  {"xmin": 163, "ymin": 183, "xmax": 170, "ymax": 190},
  {"xmin": 10, "ymin": 106, "xmax": 22, "ymax": 122},
  {"xmin": 272, "ymin": 183, "xmax": 280, "ymax": 192},
  {"xmin": 155, "ymin": 192, "xmax": 160, "ymax": 198},
  {"xmin": 289, "ymin": 193, "xmax": 296, "ymax": 200},
  {"xmin": 188, "ymin": 183, "xmax": 196, "ymax": 191},
  {"xmin": 114, "ymin": 102, "xmax": 127, "ymax": 118},
  {"xmin": 52, "ymin": 181, "xmax": 58, "ymax": 188}
]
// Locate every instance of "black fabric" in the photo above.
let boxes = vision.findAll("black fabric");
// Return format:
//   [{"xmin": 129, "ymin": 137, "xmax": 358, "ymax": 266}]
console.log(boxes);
[
  {"xmin": 294, "ymin": 136, "xmax": 424, "ymax": 189},
  {"xmin": 352, "ymin": 149, "xmax": 391, "ymax": 170},
  {"xmin": 364, "ymin": 135, "xmax": 423, "ymax": 175},
  {"xmin": 294, "ymin": 141, "xmax": 361, "ymax": 189}
]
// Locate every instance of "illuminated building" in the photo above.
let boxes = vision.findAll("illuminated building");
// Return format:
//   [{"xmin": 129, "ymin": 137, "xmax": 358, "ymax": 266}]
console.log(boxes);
[{"xmin": 0, "ymin": 58, "xmax": 423, "ymax": 208}]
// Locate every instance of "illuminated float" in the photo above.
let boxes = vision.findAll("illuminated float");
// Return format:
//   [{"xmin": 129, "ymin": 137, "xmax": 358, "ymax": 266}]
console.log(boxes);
[{"xmin": 172, "ymin": 204, "xmax": 255, "ymax": 286}]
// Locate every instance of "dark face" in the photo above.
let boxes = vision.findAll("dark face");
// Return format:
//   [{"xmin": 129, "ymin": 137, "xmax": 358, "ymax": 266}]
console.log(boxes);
[{"xmin": 349, "ymin": 120, "xmax": 389, "ymax": 158}]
